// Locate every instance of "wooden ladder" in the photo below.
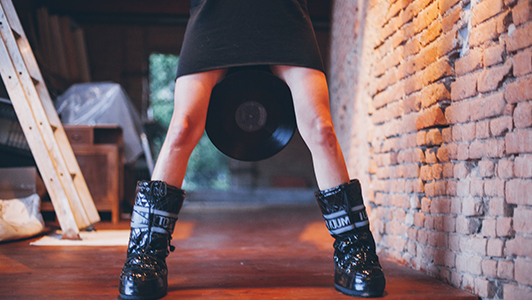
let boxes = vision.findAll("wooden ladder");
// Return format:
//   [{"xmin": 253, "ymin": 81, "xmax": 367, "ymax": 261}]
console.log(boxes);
[{"xmin": 0, "ymin": 0, "xmax": 100, "ymax": 239}]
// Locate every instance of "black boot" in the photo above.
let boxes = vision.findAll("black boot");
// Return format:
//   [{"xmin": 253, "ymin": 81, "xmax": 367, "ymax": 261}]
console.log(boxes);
[
  {"xmin": 119, "ymin": 180, "xmax": 186, "ymax": 300},
  {"xmin": 315, "ymin": 179, "xmax": 385, "ymax": 297}
]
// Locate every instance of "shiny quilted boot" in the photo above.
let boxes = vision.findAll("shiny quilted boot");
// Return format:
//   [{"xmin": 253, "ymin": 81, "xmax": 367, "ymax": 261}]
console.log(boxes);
[
  {"xmin": 315, "ymin": 179, "xmax": 385, "ymax": 297},
  {"xmin": 119, "ymin": 180, "xmax": 186, "ymax": 300}
]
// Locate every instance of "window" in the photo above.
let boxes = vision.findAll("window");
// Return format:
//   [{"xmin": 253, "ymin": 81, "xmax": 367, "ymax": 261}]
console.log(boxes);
[{"xmin": 148, "ymin": 53, "xmax": 230, "ymax": 190}]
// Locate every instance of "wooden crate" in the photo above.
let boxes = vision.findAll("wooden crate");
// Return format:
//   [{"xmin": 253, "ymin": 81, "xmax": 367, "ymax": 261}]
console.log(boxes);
[{"xmin": 41, "ymin": 124, "xmax": 123, "ymax": 223}]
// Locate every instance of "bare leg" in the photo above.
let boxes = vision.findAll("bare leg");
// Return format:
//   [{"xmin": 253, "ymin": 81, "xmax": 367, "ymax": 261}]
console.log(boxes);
[
  {"xmin": 270, "ymin": 65, "xmax": 349, "ymax": 190},
  {"xmin": 151, "ymin": 69, "xmax": 227, "ymax": 188}
]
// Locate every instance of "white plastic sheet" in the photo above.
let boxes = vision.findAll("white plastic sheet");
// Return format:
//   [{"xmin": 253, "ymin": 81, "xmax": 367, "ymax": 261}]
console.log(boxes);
[
  {"xmin": 0, "ymin": 194, "xmax": 44, "ymax": 242},
  {"xmin": 55, "ymin": 82, "xmax": 144, "ymax": 163}
]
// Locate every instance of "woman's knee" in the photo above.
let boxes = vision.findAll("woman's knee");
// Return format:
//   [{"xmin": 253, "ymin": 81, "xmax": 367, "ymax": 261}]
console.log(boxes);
[
  {"xmin": 300, "ymin": 117, "xmax": 338, "ymax": 151},
  {"xmin": 166, "ymin": 115, "xmax": 204, "ymax": 150}
]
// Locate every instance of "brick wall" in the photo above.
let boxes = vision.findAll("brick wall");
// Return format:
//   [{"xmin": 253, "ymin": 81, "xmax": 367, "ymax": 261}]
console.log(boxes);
[{"xmin": 329, "ymin": 0, "xmax": 532, "ymax": 298}]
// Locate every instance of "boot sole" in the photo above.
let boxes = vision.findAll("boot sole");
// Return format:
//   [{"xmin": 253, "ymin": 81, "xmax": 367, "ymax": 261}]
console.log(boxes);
[
  {"xmin": 335, "ymin": 283, "xmax": 384, "ymax": 298},
  {"xmin": 119, "ymin": 291, "xmax": 166, "ymax": 300}
]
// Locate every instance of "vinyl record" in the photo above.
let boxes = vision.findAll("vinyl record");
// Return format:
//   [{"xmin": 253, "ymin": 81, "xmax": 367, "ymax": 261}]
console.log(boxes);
[{"xmin": 206, "ymin": 67, "xmax": 297, "ymax": 161}]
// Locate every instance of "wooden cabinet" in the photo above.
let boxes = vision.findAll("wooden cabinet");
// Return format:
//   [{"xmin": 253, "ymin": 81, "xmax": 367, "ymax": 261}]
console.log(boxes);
[{"xmin": 41, "ymin": 125, "xmax": 124, "ymax": 223}]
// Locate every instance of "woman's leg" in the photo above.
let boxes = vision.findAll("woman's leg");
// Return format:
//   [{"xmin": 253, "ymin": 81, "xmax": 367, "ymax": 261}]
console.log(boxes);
[
  {"xmin": 151, "ymin": 69, "xmax": 227, "ymax": 188},
  {"xmin": 270, "ymin": 65, "xmax": 349, "ymax": 190}
]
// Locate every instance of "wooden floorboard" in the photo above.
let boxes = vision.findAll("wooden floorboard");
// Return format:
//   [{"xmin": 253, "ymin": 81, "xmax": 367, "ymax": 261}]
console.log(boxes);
[{"xmin": 0, "ymin": 204, "xmax": 478, "ymax": 299}]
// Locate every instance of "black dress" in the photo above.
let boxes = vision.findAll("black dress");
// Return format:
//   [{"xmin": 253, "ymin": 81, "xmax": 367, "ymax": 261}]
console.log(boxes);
[{"xmin": 176, "ymin": 0, "xmax": 324, "ymax": 78}]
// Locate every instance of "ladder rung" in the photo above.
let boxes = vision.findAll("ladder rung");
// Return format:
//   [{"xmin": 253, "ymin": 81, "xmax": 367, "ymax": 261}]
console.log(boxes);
[{"xmin": 11, "ymin": 27, "xmax": 20, "ymax": 39}]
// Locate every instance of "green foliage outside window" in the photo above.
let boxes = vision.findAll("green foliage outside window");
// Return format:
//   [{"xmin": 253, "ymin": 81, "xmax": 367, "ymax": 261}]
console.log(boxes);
[{"xmin": 148, "ymin": 53, "xmax": 230, "ymax": 190}]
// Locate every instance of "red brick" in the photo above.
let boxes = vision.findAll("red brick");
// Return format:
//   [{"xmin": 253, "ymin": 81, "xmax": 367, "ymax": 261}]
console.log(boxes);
[
  {"xmin": 506, "ymin": 235, "xmax": 532, "ymax": 257},
  {"xmin": 496, "ymin": 217, "xmax": 513, "ymax": 237},
  {"xmin": 414, "ymin": 1, "xmax": 439, "ymax": 34},
  {"xmin": 442, "ymin": 5, "xmax": 461, "ymax": 32},
  {"xmin": 490, "ymin": 116, "xmax": 513, "ymax": 136},
  {"xmin": 472, "ymin": 0, "xmax": 503, "ymax": 26},
  {"xmin": 469, "ymin": 17, "xmax": 498, "ymax": 47},
  {"xmin": 428, "ymin": 129, "xmax": 443, "ymax": 145},
  {"xmin": 513, "ymin": 48, "xmax": 532, "ymax": 76},
  {"xmin": 515, "ymin": 257, "xmax": 532, "ymax": 285},
  {"xmin": 505, "ymin": 75, "xmax": 532, "ymax": 104},
  {"xmin": 414, "ymin": 212, "xmax": 425, "ymax": 227},
  {"xmin": 484, "ymin": 178, "xmax": 505, "ymax": 197},
  {"xmin": 421, "ymin": 83, "xmax": 451, "ymax": 109},
  {"xmin": 433, "ymin": 163, "xmax": 444, "ymax": 179},
  {"xmin": 446, "ymin": 142, "xmax": 458, "ymax": 159},
  {"xmin": 487, "ymin": 238, "xmax": 504, "ymax": 256},
  {"xmin": 456, "ymin": 215, "xmax": 482, "ymax": 234},
  {"xmin": 385, "ymin": 0, "xmax": 404, "ymax": 23},
  {"xmin": 515, "ymin": 155, "xmax": 532, "ymax": 177},
  {"xmin": 437, "ymin": 28, "xmax": 461, "ymax": 57},
  {"xmin": 478, "ymin": 62, "xmax": 513, "ymax": 93},
  {"xmin": 506, "ymin": 129, "xmax": 532, "ymax": 153},
  {"xmin": 445, "ymin": 101, "xmax": 470, "ymax": 124},
  {"xmin": 433, "ymin": 181, "xmax": 446, "ymax": 196},
  {"xmin": 474, "ymin": 277, "xmax": 496, "ymax": 298},
  {"xmin": 443, "ymin": 162, "xmax": 454, "ymax": 178},
  {"xmin": 420, "ymin": 165, "xmax": 432, "ymax": 181},
  {"xmin": 423, "ymin": 59, "xmax": 454, "ymax": 86},
  {"xmin": 496, "ymin": 10, "xmax": 512, "ymax": 34},
  {"xmin": 403, "ymin": 94, "xmax": 421, "ymax": 114},
  {"xmin": 425, "ymin": 181, "xmax": 437, "ymax": 197},
  {"xmin": 506, "ymin": 21, "xmax": 532, "ymax": 52},
  {"xmin": 476, "ymin": 120, "xmax": 490, "ymax": 139},
  {"xmin": 514, "ymin": 208, "xmax": 532, "ymax": 234},
  {"xmin": 420, "ymin": 21, "xmax": 443, "ymax": 46},
  {"xmin": 463, "ymin": 195, "xmax": 485, "ymax": 216},
  {"xmin": 514, "ymin": 101, "xmax": 532, "ymax": 128},
  {"xmin": 498, "ymin": 261, "xmax": 515, "ymax": 280},
  {"xmin": 466, "ymin": 255, "xmax": 483, "ymax": 275},
  {"xmin": 513, "ymin": 0, "xmax": 532, "ymax": 26},
  {"xmin": 451, "ymin": 72, "xmax": 478, "ymax": 101},
  {"xmin": 454, "ymin": 162, "xmax": 468, "ymax": 178},
  {"xmin": 484, "ymin": 45, "xmax": 504, "ymax": 68},
  {"xmin": 479, "ymin": 159, "xmax": 495, "ymax": 177},
  {"xmin": 472, "ymin": 178, "xmax": 485, "ymax": 197},
  {"xmin": 482, "ymin": 218, "xmax": 497, "ymax": 237},
  {"xmin": 416, "ymin": 131, "xmax": 427, "ymax": 146},
  {"xmin": 439, "ymin": 0, "xmax": 461, "ymax": 14},
  {"xmin": 416, "ymin": 105, "xmax": 447, "ymax": 129},
  {"xmin": 487, "ymin": 137, "xmax": 506, "ymax": 158},
  {"xmin": 380, "ymin": 17, "xmax": 399, "ymax": 42},
  {"xmin": 373, "ymin": 89, "xmax": 391, "ymax": 109},
  {"xmin": 404, "ymin": 36, "xmax": 422, "ymax": 57},
  {"xmin": 454, "ymin": 123, "xmax": 477, "ymax": 142},
  {"xmin": 456, "ymin": 48, "xmax": 483, "ymax": 76},
  {"xmin": 470, "ymin": 92, "xmax": 507, "ymax": 121},
  {"xmin": 414, "ymin": 147, "xmax": 426, "ymax": 162},
  {"xmin": 426, "ymin": 149, "xmax": 438, "ymax": 164},
  {"xmin": 438, "ymin": 147, "xmax": 450, "ymax": 163},
  {"xmin": 505, "ymin": 103, "xmax": 516, "ymax": 115},
  {"xmin": 489, "ymin": 197, "xmax": 511, "ymax": 217},
  {"xmin": 503, "ymin": 283, "xmax": 532, "ymax": 300},
  {"xmin": 404, "ymin": 164, "xmax": 420, "ymax": 178},
  {"xmin": 404, "ymin": 73, "xmax": 424, "ymax": 95},
  {"xmin": 457, "ymin": 143, "xmax": 470, "ymax": 160},
  {"xmin": 469, "ymin": 140, "xmax": 487, "ymax": 159},
  {"xmin": 497, "ymin": 159, "xmax": 514, "ymax": 178}
]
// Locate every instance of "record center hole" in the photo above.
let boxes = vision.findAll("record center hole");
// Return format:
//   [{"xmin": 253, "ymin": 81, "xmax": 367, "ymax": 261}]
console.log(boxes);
[{"xmin": 235, "ymin": 101, "xmax": 267, "ymax": 132}]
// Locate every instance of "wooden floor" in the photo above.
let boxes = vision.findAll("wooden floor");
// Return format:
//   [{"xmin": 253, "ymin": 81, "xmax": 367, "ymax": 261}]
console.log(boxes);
[{"xmin": 0, "ymin": 204, "xmax": 477, "ymax": 299}]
